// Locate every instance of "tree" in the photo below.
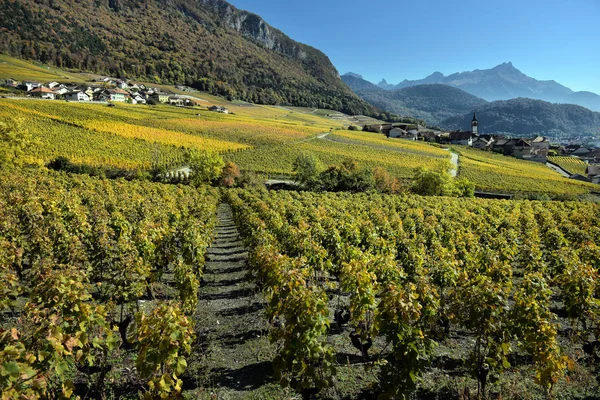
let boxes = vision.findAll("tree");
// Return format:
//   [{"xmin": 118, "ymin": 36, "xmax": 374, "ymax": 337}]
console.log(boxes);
[
  {"xmin": 412, "ymin": 167, "xmax": 474, "ymax": 197},
  {"xmin": 319, "ymin": 159, "xmax": 374, "ymax": 193},
  {"xmin": 186, "ymin": 150, "xmax": 224, "ymax": 186},
  {"xmin": 292, "ymin": 153, "xmax": 322, "ymax": 190},
  {"xmin": 220, "ymin": 162, "xmax": 241, "ymax": 187}
]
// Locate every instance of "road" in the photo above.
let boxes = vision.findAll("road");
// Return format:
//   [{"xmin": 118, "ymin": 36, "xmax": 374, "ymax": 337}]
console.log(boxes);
[
  {"xmin": 445, "ymin": 149, "xmax": 459, "ymax": 177},
  {"xmin": 546, "ymin": 162, "xmax": 571, "ymax": 178}
]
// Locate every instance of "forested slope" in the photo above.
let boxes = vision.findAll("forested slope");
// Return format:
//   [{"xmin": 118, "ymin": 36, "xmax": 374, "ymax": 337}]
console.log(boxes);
[{"xmin": 0, "ymin": 0, "xmax": 374, "ymax": 114}]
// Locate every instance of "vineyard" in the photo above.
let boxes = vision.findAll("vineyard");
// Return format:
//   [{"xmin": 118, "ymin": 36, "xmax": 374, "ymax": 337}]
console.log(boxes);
[
  {"xmin": 455, "ymin": 147, "xmax": 596, "ymax": 196},
  {"xmin": 1, "ymin": 96, "xmax": 595, "ymax": 197},
  {"xmin": 548, "ymin": 156, "xmax": 589, "ymax": 176},
  {"xmin": 0, "ymin": 168, "xmax": 219, "ymax": 399},
  {"xmin": 0, "ymin": 99, "xmax": 335, "ymax": 170},
  {"xmin": 0, "ymin": 55, "xmax": 84, "ymax": 83},
  {"xmin": 226, "ymin": 189, "xmax": 600, "ymax": 399},
  {"xmin": 2, "ymin": 165, "xmax": 600, "ymax": 399},
  {"xmin": 225, "ymin": 132, "xmax": 451, "ymax": 178}
]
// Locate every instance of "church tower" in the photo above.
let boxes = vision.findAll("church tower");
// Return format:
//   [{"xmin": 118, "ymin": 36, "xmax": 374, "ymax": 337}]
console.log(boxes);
[{"xmin": 471, "ymin": 111, "xmax": 478, "ymax": 134}]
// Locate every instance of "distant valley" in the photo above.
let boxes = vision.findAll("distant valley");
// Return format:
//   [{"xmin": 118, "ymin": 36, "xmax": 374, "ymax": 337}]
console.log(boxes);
[{"xmin": 342, "ymin": 72, "xmax": 600, "ymax": 137}]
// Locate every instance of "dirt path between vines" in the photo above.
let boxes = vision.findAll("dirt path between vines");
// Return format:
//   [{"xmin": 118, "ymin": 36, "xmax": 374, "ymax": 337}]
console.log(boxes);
[{"xmin": 189, "ymin": 203, "xmax": 281, "ymax": 399}]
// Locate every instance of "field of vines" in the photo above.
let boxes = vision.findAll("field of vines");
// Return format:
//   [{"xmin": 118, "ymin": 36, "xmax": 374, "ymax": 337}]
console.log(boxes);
[
  {"xmin": 0, "ymin": 99, "xmax": 335, "ymax": 170},
  {"xmin": 226, "ymin": 134, "xmax": 451, "ymax": 178},
  {"xmin": 548, "ymin": 156, "xmax": 589, "ymax": 176},
  {"xmin": 2, "ymin": 163, "xmax": 600, "ymax": 398},
  {"xmin": 227, "ymin": 189, "xmax": 600, "ymax": 399},
  {"xmin": 0, "ymin": 55, "xmax": 83, "ymax": 83},
  {"xmin": 455, "ymin": 147, "xmax": 596, "ymax": 196},
  {"xmin": 0, "ymin": 169, "xmax": 219, "ymax": 399},
  {"xmin": 332, "ymin": 130, "xmax": 451, "ymax": 158}
]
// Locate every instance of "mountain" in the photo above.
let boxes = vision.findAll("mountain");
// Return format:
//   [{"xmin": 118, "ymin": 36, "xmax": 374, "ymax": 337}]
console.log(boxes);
[
  {"xmin": 0, "ymin": 0, "xmax": 374, "ymax": 115},
  {"xmin": 342, "ymin": 73, "xmax": 600, "ymax": 137},
  {"xmin": 384, "ymin": 71, "xmax": 445, "ymax": 90},
  {"xmin": 442, "ymin": 98, "xmax": 600, "ymax": 137},
  {"xmin": 342, "ymin": 74, "xmax": 487, "ymax": 125},
  {"xmin": 380, "ymin": 63, "xmax": 600, "ymax": 112},
  {"xmin": 377, "ymin": 79, "xmax": 395, "ymax": 90},
  {"xmin": 345, "ymin": 72, "xmax": 364, "ymax": 80}
]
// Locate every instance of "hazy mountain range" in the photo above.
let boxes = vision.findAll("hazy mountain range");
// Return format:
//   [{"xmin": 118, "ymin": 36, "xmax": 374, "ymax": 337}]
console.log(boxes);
[
  {"xmin": 341, "ymin": 75, "xmax": 487, "ymax": 125},
  {"xmin": 342, "ymin": 73, "xmax": 600, "ymax": 137},
  {"xmin": 374, "ymin": 62, "xmax": 600, "ymax": 112},
  {"xmin": 0, "ymin": 0, "xmax": 374, "ymax": 115}
]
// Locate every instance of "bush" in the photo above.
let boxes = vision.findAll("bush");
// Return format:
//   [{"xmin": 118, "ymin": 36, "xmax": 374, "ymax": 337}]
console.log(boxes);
[
  {"xmin": 454, "ymin": 178, "xmax": 475, "ymax": 197},
  {"xmin": 348, "ymin": 125, "xmax": 359, "ymax": 131},
  {"xmin": 412, "ymin": 167, "xmax": 454, "ymax": 196},
  {"xmin": 47, "ymin": 156, "xmax": 72, "ymax": 171},
  {"xmin": 220, "ymin": 162, "xmax": 241, "ymax": 187},
  {"xmin": 293, "ymin": 153, "xmax": 322, "ymax": 190},
  {"xmin": 373, "ymin": 167, "xmax": 402, "ymax": 194},
  {"xmin": 237, "ymin": 170, "xmax": 265, "ymax": 189},
  {"xmin": 320, "ymin": 159, "xmax": 374, "ymax": 193},
  {"xmin": 412, "ymin": 167, "xmax": 475, "ymax": 198}
]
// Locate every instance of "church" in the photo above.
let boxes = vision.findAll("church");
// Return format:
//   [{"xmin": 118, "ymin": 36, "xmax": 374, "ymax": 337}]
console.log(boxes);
[{"xmin": 449, "ymin": 112, "xmax": 479, "ymax": 146}]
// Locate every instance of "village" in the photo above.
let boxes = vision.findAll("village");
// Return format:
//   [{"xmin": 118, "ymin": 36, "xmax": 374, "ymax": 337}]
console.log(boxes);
[
  {"xmin": 364, "ymin": 113, "xmax": 600, "ymax": 184},
  {"xmin": 1, "ymin": 77, "xmax": 231, "ymax": 114}
]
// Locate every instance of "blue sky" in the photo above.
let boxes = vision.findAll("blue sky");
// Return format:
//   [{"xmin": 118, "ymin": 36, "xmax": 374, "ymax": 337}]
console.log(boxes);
[{"xmin": 227, "ymin": 0, "xmax": 600, "ymax": 94}]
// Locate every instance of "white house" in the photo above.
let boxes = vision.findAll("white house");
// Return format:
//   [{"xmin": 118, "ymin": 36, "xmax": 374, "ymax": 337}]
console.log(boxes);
[
  {"xmin": 472, "ymin": 135, "xmax": 494, "ymax": 150},
  {"xmin": 389, "ymin": 127, "xmax": 417, "ymax": 140},
  {"xmin": 53, "ymin": 87, "xmax": 69, "ymax": 95},
  {"xmin": 130, "ymin": 94, "xmax": 146, "ymax": 104},
  {"xmin": 29, "ymin": 87, "xmax": 55, "ymax": 100},
  {"xmin": 64, "ymin": 91, "xmax": 90, "ymax": 101},
  {"xmin": 24, "ymin": 81, "xmax": 42, "ymax": 92},
  {"xmin": 449, "ymin": 131, "xmax": 475, "ymax": 146},
  {"xmin": 47, "ymin": 81, "xmax": 61, "ymax": 89}
]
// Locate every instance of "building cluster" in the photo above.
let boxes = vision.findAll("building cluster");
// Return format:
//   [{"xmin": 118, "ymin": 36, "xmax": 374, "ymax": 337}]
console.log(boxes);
[
  {"xmin": 2, "ymin": 78, "xmax": 196, "ymax": 106},
  {"xmin": 364, "ymin": 113, "xmax": 552, "ymax": 163}
]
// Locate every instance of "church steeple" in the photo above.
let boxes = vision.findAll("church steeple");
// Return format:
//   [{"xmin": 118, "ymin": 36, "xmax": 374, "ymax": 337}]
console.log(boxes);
[{"xmin": 471, "ymin": 111, "xmax": 478, "ymax": 134}]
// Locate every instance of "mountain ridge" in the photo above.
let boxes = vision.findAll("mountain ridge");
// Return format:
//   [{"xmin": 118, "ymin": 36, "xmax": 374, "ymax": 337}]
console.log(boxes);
[
  {"xmin": 443, "ymin": 98, "xmax": 600, "ymax": 137},
  {"xmin": 341, "ymin": 73, "xmax": 487, "ymax": 125},
  {"xmin": 342, "ymin": 73, "xmax": 600, "ymax": 137},
  {"xmin": 370, "ymin": 63, "xmax": 600, "ymax": 112}
]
